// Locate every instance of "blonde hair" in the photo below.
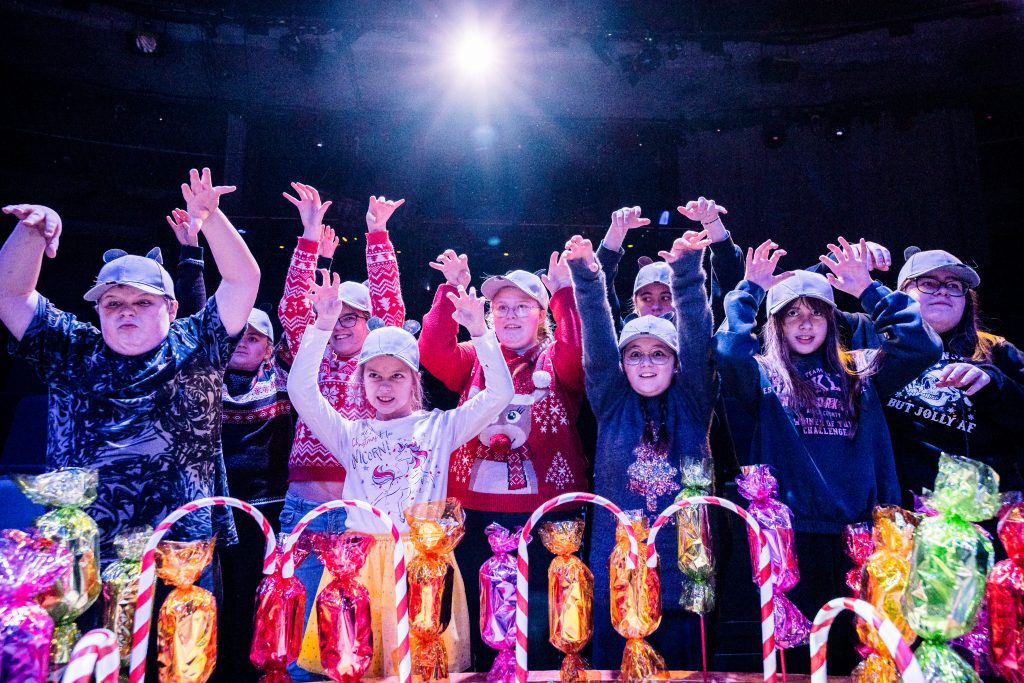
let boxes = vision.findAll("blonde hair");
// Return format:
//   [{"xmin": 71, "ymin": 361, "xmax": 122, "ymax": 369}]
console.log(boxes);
[{"xmin": 356, "ymin": 365, "xmax": 426, "ymax": 412}]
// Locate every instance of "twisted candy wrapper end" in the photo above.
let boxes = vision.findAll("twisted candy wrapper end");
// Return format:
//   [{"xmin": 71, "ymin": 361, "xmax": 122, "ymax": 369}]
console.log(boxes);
[
  {"xmin": 620, "ymin": 638, "xmax": 666, "ymax": 683},
  {"xmin": 926, "ymin": 453, "xmax": 1000, "ymax": 522},
  {"xmin": 411, "ymin": 634, "xmax": 449, "ymax": 682},
  {"xmin": 851, "ymin": 652, "xmax": 899, "ymax": 683},
  {"xmin": 914, "ymin": 640, "xmax": 981, "ymax": 683},
  {"xmin": 559, "ymin": 652, "xmax": 590, "ymax": 683},
  {"xmin": 772, "ymin": 590, "xmax": 810, "ymax": 649},
  {"xmin": 13, "ymin": 467, "xmax": 98, "ymax": 507}
]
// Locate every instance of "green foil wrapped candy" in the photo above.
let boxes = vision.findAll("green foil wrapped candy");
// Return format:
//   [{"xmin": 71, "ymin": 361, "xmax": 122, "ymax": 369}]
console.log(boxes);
[
  {"xmin": 676, "ymin": 456, "xmax": 716, "ymax": 614},
  {"xmin": 102, "ymin": 527, "xmax": 152, "ymax": 675}
]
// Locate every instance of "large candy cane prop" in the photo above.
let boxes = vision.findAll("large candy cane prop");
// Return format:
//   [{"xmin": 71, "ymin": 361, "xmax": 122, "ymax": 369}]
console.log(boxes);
[
  {"xmin": 648, "ymin": 496, "xmax": 777, "ymax": 683},
  {"xmin": 514, "ymin": 492, "xmax": 639, "ymax": 683},
  {"xmin": 278, "ymin": 499, "xmax": 412, "ymax": 683},
  {"xmin": 129, "ymin": 496, "xmax": 277, "ymax": 683},
  {"xmin": 63, "ymin": 628, "xmax": 120, "ymax": 683},
  {"xmin": 809, "ymin": 597, "xmax": 923, "ymax": 683}
]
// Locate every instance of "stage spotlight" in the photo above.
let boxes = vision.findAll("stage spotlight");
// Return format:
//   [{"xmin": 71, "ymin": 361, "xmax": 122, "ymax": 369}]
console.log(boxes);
[
  {"xmin": 659, "ymin": 211, "xmax": 670, "ymax": 225},
  {"xmin": 451, "ymin": 27, "xmax": 500, "ymax": 79},
  {"xmin": 831, "ymin": 124, "xmax": 849, "ymax": 140},
  {"xmin": 762, "ymin": 123, "xmax": 786, "ymax": 149},
  {"xmin": 128, "ymin": 27, "xmax": 163, "ymax": 55}
]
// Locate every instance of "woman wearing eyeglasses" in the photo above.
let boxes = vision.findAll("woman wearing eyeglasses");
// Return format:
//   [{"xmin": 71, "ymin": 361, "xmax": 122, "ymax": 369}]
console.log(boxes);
[
  {"xmin": 564, "ymin": 229, "xmax": 717, "ymax": 670},
  {"xmin": 886, "ymin": 247, "xmax": 1024, "ymax": 505}
]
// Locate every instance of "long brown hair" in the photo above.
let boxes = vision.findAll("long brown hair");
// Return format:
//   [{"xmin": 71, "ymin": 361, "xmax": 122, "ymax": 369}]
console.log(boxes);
[
  {"xmin": 758, "ymin": 297, "xmax": 872, "ymax": 434},
  {"xmin": 928, "ymin": 289, "xmax": 1002, "ymax": 362}
]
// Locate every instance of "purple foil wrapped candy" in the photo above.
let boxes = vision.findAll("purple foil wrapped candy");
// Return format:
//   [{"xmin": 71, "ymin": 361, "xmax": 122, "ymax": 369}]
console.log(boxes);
[{"xmin": 479, "ymin": 522, "xmax": 521, "ymax": 683}]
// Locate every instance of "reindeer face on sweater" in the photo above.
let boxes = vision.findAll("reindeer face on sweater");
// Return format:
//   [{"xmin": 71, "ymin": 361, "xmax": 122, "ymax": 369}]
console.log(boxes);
[{"xmin": 476, "ymin": 371, "xmax": 550, "ymax": 453}]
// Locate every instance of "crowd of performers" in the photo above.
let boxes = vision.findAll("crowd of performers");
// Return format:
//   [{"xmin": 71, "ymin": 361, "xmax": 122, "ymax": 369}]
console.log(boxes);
[{"xmin": 1, "ymin": 167, "xmax": 1022, "ymax": 681}]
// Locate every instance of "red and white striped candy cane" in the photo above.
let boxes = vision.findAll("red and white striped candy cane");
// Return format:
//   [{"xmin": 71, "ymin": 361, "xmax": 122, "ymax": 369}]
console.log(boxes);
[
  {"xmin": 128, "ymin": 496, "xmax": 277, "ymax": 683},
  {"xmin": 277, "ymin": 499, "xmax": 411, "ymax": 683},
  {"xmin": 647, "ymin": 496, "xmax": 777, "ymax": 683},
  {"xmin": 62, "ymin": 628, "xmax": 120, "ymax": 683},
  {"xmin": 514, "ymin": 492, "xmax": 639, "ymax": 683},
  {"xmin": 809, "ymin": 597, "xmax": 923, "ymax": 683}
]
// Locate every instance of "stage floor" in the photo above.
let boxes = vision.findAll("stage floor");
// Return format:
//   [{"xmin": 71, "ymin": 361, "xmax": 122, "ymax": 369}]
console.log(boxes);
[{"xmin": 367, "ymin": 673, "xmax": 845, "ymax": 682}]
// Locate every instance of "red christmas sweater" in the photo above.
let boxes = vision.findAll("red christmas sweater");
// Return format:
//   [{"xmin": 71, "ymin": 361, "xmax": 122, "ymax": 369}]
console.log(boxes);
[
  {"xmin": 278, "ymin": 231, "xmax": 406, "ymax": 482},
  {"xmin": 419, "ymin": 284, "xmax": 588, "ymax": 513}
]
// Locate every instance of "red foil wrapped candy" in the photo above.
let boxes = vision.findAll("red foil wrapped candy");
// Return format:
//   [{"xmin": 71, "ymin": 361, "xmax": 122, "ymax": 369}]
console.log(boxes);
[{"xmin": 250, "ymin": 537, "xmax": 312, "ymax": 683}]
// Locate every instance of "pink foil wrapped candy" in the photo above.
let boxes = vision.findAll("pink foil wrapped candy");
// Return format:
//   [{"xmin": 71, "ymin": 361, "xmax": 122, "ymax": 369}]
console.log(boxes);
[
  {"xmin": 250, "ymin": 537, "xmax": 312, "ymax": 682},
  {"xmin": 479, "ymin": 522, "xmax": 520, "ymax": 683}
]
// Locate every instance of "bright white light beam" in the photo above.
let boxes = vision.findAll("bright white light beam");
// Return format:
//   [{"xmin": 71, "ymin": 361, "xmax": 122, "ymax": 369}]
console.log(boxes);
[{"xmin": 451, "ymin": 27, "xmax": 501, "ymax": 79}]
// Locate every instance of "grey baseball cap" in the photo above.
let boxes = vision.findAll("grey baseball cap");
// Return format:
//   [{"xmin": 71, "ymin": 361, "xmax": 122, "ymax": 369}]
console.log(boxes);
[
  {"xmin": 357, "ymin": 326, "xmax": 420, "ymax": 371},
  {"xmin": 617, "ymin": 315, "xmax": 679, "ymax": 354},
  {"xmin": 480, "ymin": 270, "xmax": 550, "ymax": 308},
  {"xmin": 84, "ymin": 248, "xmax": 176, "ymax": 302},
  {"xmin": 766, "ymin": 271, "xmax": 836, "ymax": 315},
  {"xmin": 338, "ymin": 281, "xmax": 371, "ymax": 312},
  {"xmin": 897, "ymin": 247, "xmax": 980, "ymax": 290},
  {"xmin": 633, "ymin": 261, "xmax": 672, "ymax": 295},
  {"xmin": 245, "ymin": 309, "xmax": 274, "ymax": 343}
]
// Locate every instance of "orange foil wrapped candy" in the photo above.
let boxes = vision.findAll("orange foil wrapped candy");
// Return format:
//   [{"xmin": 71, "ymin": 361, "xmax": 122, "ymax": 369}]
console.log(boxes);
[
  {"xmin": 539, "ymin": 519, "xmax": 592, "ymax": 683},
  {"xmin": 406, "ymin": 498, "xmax": 466, "ymax": 682},
  {"xmin": 852, "ymin": 506, "xmax": 919, "ymax": 683},
  {"xmin": 15, "ymin": 467, "xmax": 102, "ymax": 667},
  {"xmin": 155, "ymin": 537, "xmax": 217, "ymax": 683},
  {"xmin": 250, "ymin": 537, "xmax": 312, "ymax": 683},
  {"xmin": 312, "ymin": 531, "xmax": 375, "ymax": 683},
  {"xmin": 609, "ymin": 511, "xmax": 664, "ymax": 683},
  {"xmin": 102, "ymin": 527, "xmax": 152, "ymax": 673}
]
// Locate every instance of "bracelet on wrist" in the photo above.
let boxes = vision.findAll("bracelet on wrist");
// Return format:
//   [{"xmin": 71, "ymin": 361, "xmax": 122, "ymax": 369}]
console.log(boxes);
[{"xmin": 701, "ymin": 216, "xmax": 723, "ymax": 226}]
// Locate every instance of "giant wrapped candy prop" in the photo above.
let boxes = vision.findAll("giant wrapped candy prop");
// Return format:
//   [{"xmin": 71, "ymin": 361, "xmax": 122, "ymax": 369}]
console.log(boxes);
[
  {"xmin": 406, "ymin": 498, "xmax": 465, "ymax": 682},
  {"xmin": 988, "ymin": 501, "xmax": 1024, "ymax": 682},
  {"xmin": 155, "ymin": 538, "xmax": 217, "ymax": 683},
  {"xmin": 309, "ymin": 531, "xmax": 375, "ymax": 683},
  {"xmin": 904, "ymin": 454, "xmax": 998, "ymax": 683},
  {"xmin": 610, "ymin": 510, "xmax": 664, "ymax": 683},
  {"xmin": 15, "ymin": 468, "xmax": 102, "ymax": 667},
  {"xmin": 0, "ymin": 529, "xmax": 73, "ymax": 683},
  {"xmin": 843, "ymin": 522, "xmax": 874, "ymax": 596},
  {"xmin": 851, "ymin": 506, "xmax": 919, "ymax": 683},
  {"xmin": 102, "ymin": 528, "xmax": 152, "ymax": 674},
  {"xmin": 736, "ymin": 465, "xmax": 810, "ymax": 650},
  {"xmin": 479, "ymin": 523, "xmax": 520, "ymax": 683},
  {"xmin": 676, "ymin": 456, "xmax": 715, "ymax": 614},
  {"xmin": 539, "ymin": 519, "xmax": 592, "ymax": 683},
  {"xmin": 250, "ymin": 537, "xmax": 311, "ymax": 683}
]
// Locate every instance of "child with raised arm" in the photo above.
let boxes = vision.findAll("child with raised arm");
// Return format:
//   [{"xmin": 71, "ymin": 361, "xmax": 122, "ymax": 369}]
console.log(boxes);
[{"xmin": 288, "ymin": 272, "xmax": 513, "ymax": 676}]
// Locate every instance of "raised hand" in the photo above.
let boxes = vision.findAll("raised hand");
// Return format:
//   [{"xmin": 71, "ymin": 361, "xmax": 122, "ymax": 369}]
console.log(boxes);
[
  {"xmin": 677, "ymin": 196, "xmax": 728, "ymax": 225},
  {"xmin": 540, "ymin": 250, "xmax": 571, "ymax": 294},
  {"xmin": 657, "ymin": 229, "xmax": 713, "ymax": 263},
  {"xmin": 819, "ymin": 237, "xmax": 872, "ymax": 298},
  {"xmin": 447, "ymin": 285, "xmax": 487, "ymax": 337},
  {"xmin": 935, "ymin": 362, "xmax": 992, "ymax": 396},
  {"xmin": 181, "ymin": 167, "xmax": 236, "ymax": 223},
  {"xmin": 319, "ymin": 225, "xmax": 339, "ymax": 259},
  {"xmin": 282, "ymin": 182, "xmax": 332, "ymax": 242},
  {"xmin": 744, "ymin": 239, "xmax": 795, "ymax": 290},
  {"xmin": 611, "ymin": 206, "xmax": 651, "ymax": 233},
  {"xmin": 3, "ymin": 204, "xmax": 62, "ymax": 258},
  {"xmin": 306, "ymin": 269, "xmax": 343, "ymax": 329},
  {"xmin": 166, "ymin": 207, "xmax": 201, "ymax": 247},
  {"xmin": 861, "ymin": 240, "xmax": 891, "ymax": 272},
  {"xmin": 429, "ymin": 249, "xmax": 471, "ymax": 288},
  {"xmin": 366, "ymin": 195, "xmax": 405, "ymax": 233},
  {"xmin": 563, "ymin": 235, "xmax": 598, "ymax": 272}
]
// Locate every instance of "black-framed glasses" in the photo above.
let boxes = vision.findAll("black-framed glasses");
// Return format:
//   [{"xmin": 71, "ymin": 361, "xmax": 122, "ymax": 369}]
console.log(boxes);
[
  {"xmin": 910, "ymin": 277, "xmax": 968, "ymax": 297},
  {"xmin": 622, "ymin": 349, "xmax": 674, "ymax": 366},
  {"xmin": 337, "ymin": 313, "xmax": 369, "ymax": 328}
]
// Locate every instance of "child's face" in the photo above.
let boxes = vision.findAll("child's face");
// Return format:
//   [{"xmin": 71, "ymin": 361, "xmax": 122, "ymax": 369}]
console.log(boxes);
[
  {"xmin": 362, "ymin": 355, "xmax": 416, "ymax": 420},
  {"xmin": 490, "ymin": 287, "xmax": 544, "ymax": 352},
  {"xmin": 228, "ymin": 327, "xmax": 273, "ymax": 372},
  {"xmin": 328, "ymin": 303, "xmax": 370, "ymax": 358},
  {"xmin": 633, "ymin": 283, "xmax": 672, "ymax": 318},
  {"xmin": 97, "ymin": 285, "xmax": 177, "ymax": 356},
  {"xmin": 781, "ymin": 299, "xmax": 828, "ymax": 355},
  {"xmin": 622, "ymin": 337, "xmax": 676, "ymax": 397}
]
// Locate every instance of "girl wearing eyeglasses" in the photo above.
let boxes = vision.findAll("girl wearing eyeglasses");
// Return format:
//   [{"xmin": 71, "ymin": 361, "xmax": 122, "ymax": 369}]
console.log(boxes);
[
  {"xmin": 564, "ymin": 229, "xmax": 717, "ymax": 670},
  {"xmin": 887, "ymin": 247, "xmax": 1024, "ymax": 504},
  {"xmin": 714, "ymin": 238, "xmax": 941, "ymax": 674}
]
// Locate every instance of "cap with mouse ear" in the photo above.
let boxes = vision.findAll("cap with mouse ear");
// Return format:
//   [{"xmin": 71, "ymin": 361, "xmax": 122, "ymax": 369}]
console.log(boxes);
[
  {"xmin": 897, "ymin": 246, "xmax": 980, "ymax": 290},
  {"xmin": 632, "ymin": 261, "xmax": 672, "ymax": 295},
  {"xmin": 83, "ymin": 247, "xmax": 176, "ymax": 302}
]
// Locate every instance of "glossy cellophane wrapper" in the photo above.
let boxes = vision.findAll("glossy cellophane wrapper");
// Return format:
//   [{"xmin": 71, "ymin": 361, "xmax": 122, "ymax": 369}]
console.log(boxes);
[
  {"xmin": 736, "ymin": 465, "xmax": 810, "ymax": 648},
  {"xmin": 904, "ymin": 454, "xmax": 998, "ymax": 683},
  {"xmin": 250, "ymin": 537, "xmax": 312, "ymax": 683},
  {"xmin": 987, "ymin": 501, "xmax": 1024, "ymax": 682},
  {"xmin": 155, "ymin": 537, "xmax": 217, "ymax": 683},
  {"xmin": 101, "ymin": 527, "xmax": 152, "ymax": 672},
  {"xmin": 539, "ymin": 519, "xmax": 592, "ymax": 683},
  {"xmin": 675, "ymin": 457, "xmax": 715, "ymax": 614},
  {"xmin": 843, "ymin": 522, "xmax": 874, "ymax": 596},
  {"xmin": 0, "ymin": 529, "xmax": 73, "ymax": 683},
  {"xmin": 16, "ymin": 467, "xmax": 102, "ymax": 665},
  {"xmin": 309, "ymin": 531, "xmax": 375, "ymax": 683},
  {"xmin": 406, "ymin": 498, "xmax": 465, "ymax": 682},
  {"xmin": 479, "ymin": 522, "xmax": 521, "ymax": 683},
  {"xmin": 609, "ymin": 511, "xmax": 664, "ymax": 683},
  {"xmin": 850, "ymin": 506, "xmax": 919, "ymax": 683}
]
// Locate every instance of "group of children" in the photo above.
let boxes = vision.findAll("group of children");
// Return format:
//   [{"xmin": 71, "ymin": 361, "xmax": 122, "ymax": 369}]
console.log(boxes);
[{"xmin": 1, "ymin": 171, "xmax": 1022, "ymax": 679}]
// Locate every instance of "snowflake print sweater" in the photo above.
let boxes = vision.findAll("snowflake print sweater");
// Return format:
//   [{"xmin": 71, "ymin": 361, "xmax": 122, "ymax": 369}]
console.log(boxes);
[
  {"xmin": 278, "ymin": 231, "xmax": 406, "ymax": 483},
  {"xmin": 288, "ymin": 325, "xmax": 513, "ymax": 531},
  {"xmin": 419, "ymin": 284, "xmax": 588, "ymax": 513}
]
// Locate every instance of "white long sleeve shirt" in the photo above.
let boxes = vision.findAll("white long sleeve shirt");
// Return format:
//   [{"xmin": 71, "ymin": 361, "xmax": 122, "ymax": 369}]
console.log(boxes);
[{"xmin": 288, "ymin": 324, "xmax": 514, "ymax": 531}]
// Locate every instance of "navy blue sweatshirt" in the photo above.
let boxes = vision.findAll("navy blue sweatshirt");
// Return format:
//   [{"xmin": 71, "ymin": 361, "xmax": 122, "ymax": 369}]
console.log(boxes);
[{"xmin": 714, "ymin": 280, "xmax": 942, "ymax": 533}]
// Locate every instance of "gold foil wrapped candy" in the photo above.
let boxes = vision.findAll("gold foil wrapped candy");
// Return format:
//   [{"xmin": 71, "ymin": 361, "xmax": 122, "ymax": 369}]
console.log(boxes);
[
  {"xmin": 609, "ymin": 511, "xmax": 664, "ymax": 683},
  {"xmin": 102, "ymin": 527, "xmax": 152, "ymax": 675},
  {"xmin": 15, "ymin": 467, "xmax": 102, "ymax": 668},
  {"xmin": 539, "ymin": 519, "xmax": 592, "ymax": 683},
  {"xmin": 155, "ymin": 537, "xmax": 217, "ymax": 683}
]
